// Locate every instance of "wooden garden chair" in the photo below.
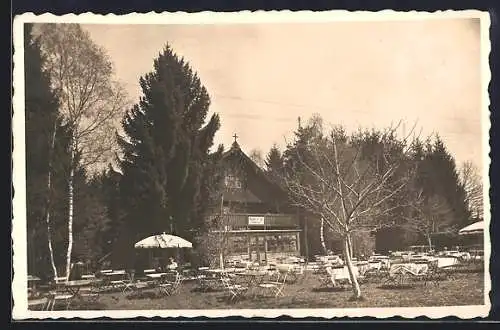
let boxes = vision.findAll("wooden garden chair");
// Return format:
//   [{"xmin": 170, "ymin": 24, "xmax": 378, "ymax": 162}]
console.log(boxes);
[
  {"xmin": 77, "ymin": 280, "xmax": 104, "ymax": 303},
  {"xmin": 288, "ymin": 263, "xmax": 308, "ymax": 284},
  {"xmin": 258, "ymin": 266, "xmax": 290, "ymax": 298},
  {"xmin": 220, "ymin": 274, "xmax": 248, "ymax": 302},
  {"xmin": 159, "ymin": 272, "xmax": 184, "ymax": 296},
  {"xmin": 45, "ymin": 276, "xmax": 74, "ymax": 310},
  {"xmin": 122, "ymin": 270, "xmax": 149, "ymax": 295},
  {"xmin": 423, "ymin": 261, "xmax": 449, "ymax": 286},
  {"xmin": 28, "ymin": 297, "xmax": 50, "ymax": 311}
]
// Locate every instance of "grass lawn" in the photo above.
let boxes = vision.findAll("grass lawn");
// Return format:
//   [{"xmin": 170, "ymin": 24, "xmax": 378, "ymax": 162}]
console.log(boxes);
[{"xmin": 64, "ymin": 271, "xmax": 485, "ymax": 310}]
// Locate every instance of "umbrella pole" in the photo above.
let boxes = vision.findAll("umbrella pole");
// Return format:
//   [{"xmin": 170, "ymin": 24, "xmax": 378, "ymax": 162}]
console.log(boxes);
[{"xmin": 177, "ymin": 244, "xmax": 180, "ymax": 265}]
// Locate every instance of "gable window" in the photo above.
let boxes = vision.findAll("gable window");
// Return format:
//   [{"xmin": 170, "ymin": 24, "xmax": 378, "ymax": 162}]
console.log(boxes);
[{"xmin": 225, "ymin": 173, "xmax": 242, "ymax": 189}]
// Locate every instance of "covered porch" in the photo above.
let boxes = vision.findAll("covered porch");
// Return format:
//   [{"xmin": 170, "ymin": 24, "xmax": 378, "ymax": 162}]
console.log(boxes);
[{"xmin": 212, "ymin": 228, "xmax": 302, "ymax": 265}]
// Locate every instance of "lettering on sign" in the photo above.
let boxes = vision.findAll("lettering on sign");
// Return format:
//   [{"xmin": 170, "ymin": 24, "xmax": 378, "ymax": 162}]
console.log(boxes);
[{"xmin": 248, "ymin": 216, "xmax": 265, "ymax": 226}]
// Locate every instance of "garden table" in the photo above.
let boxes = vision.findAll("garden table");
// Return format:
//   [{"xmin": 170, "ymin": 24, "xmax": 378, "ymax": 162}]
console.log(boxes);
[
  {"xmin": 196, "ymin": 274, "xmax": 223, "ymax": 292},
  {"xmin": 206, "ymin": 268, "xmax": 226, "ymax": 274},
  {"xmin": 234, "ymin": 271, "xmax": 268, "ymax": 286},
  {"xmin": 234, "ymin": 271, "xmax": 268, "ymax": 298},
  {"xmin": 146, "ymin": 272, "xmax": 168, "ymax": 280},
  {"xmin": 384, "ymin": 263, "xmax": 429, "ymax": 287},
  {"xmin": 63, "ymin": 279, "xmax": 102, "ymax": 300},
  {"xmin": 101, "ymin": 270, "xmax": 128, "ymax": 289},
  {"xmin": 144, "ymin": 273, "xmax": 169, "ymax": 295},
  {"xmin": 28, "ymin": 275, "xmax": 41, "ymax": 297},
  {"xmin": 436, "ymin": 256, "xmax": 460, "ymax": 268}
]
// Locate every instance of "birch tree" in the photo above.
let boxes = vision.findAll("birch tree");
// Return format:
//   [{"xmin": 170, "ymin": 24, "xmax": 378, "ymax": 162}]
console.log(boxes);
[
  {"xmin": 37, "ymin": 23, "xmax": 128, "ymax": 279},
  {"xmin": 283, "ymin": 124, "xmax": 415, "ymax": 299}
]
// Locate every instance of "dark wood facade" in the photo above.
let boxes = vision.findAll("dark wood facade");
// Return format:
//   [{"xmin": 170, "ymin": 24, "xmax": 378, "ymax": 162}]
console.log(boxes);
[{"xmin": 211, "ymin": 141, "xmax": 306, "ymax": 264}]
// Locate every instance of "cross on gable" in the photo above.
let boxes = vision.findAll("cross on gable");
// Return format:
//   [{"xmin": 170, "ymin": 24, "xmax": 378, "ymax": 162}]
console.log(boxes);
[{"xmin": 233, "ymin": 133, "xmax": 239, "ymax": 143}]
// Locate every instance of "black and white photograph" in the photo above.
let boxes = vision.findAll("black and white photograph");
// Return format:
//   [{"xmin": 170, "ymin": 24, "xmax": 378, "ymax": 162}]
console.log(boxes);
[{"xmin": 12, "ymin": 10, "xmax": 491, "ymax": 319}]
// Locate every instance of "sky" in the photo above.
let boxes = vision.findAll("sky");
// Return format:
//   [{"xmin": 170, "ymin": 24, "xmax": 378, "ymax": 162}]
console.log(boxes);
[{"xmin": 81, "ymin": 18, "xmax": 485, "ymax": 174}]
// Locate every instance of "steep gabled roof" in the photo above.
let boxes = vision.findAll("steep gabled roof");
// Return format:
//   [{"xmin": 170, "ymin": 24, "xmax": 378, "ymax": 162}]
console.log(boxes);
[{"xmin": 222, "ymin": 141, "xmax": 289, "ymax": 204}]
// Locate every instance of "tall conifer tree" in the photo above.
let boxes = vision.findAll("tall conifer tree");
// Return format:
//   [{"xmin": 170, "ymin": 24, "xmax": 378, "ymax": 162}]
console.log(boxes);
[
  {"xmin": 25, "ymin": 23, "xmax": 71, "ymax": 278},
  {"xmin": 265, "ymin": 144, "xmax": 284, "ymax": 182},
  {"xmin": 117, "ymin": 45, "xmax": 221, "ymax": 246}
]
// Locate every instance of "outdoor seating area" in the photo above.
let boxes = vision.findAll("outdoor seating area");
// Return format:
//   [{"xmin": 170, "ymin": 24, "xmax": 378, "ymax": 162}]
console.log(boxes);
[
  {"xmin": 27, "ymin": 240, "xmax": 485, "ymax": 310},
  {"xmin": 25, "ymin": 218, "xmax": 486, "ymax": 311},
  {"xmin": 19, "ymin": 17, "xmax": 489, "ymax": 319}
]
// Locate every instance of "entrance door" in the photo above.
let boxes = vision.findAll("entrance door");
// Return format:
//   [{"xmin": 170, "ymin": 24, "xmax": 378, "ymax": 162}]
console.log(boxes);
[{"xmin": 248, "ymin": 236, "xmax": 267, "ymax": 264}]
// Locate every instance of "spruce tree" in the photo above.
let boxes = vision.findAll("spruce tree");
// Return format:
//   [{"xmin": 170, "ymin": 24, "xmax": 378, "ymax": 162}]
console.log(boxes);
[
  {"xmin": 424, "ymin": 136, "xmax": 471, "ymax": 227},
  {"xmin": 265, "ymin": 144, "xmax": 284, "ymax": 183},
  {"xmin": 117, "ymin": 45, "xmax": 221, "ymax": 247}
]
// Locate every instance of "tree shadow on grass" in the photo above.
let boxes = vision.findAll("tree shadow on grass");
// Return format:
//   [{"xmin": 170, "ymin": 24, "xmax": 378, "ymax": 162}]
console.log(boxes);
[
  {"xmin": 190, "ymin": 287, "xmax": 224, "ymax": 293},
  {"xmin": 125, "ymin": 291, "xmax": 160, "ymax": 300},
  {"xmin": 377, "ymin": 284, "xmax": 417, "ymax": 290},
  {"xmin": 311, "ymin": 286, "xmax": 348, "ymax": 293},
  {"xmin": 214, "ymin": 294, "xmax": 250, "ymax": 305},
  {"xmin": 68, "ymin": 300, "xmax": 108, "ymax": 310}
]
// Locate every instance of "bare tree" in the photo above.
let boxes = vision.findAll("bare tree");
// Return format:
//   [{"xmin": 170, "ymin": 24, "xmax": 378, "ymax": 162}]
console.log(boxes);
[
  {"xmin": 38, "ymin": 23, "xmax": 129, "ymax": 279},
  {"xmin": 402, "ymin": 192, "xmax": 455, "ymax": 251},
  {"xmin": 460, "ymin": 161, "xmax": 484, "ymax": 220},
  {"xmin": 283, "ymin": 125, "xmax": 414, "ymax": 299},
  {"xmin": 249, "ymin": 148, "xmax": 265, "ymax": 169},
  {"xmin": 197, "ymin": 197, "xmax": 233, "ymax": 269}
]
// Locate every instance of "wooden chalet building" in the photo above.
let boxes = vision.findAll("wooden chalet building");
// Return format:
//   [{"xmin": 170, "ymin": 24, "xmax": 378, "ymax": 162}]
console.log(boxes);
[{"xmin": 208, "ymin": 139, "xmax": 308, "ymax": 264}]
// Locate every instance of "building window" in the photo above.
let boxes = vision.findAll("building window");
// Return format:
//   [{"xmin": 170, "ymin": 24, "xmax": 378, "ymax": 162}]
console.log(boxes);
[
  {"xmin": 225, "ymin": 173, "xmax": 242, "ymax": 189},
  {"xmin": 267, "ymin": 235, "xmax": 298, "ymax": 253}
]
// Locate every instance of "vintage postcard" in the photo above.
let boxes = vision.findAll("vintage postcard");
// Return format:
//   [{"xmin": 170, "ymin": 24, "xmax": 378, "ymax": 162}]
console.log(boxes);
[{"xmin": 12, "ymin": 10, "xmax": 491, "ymax": 320}]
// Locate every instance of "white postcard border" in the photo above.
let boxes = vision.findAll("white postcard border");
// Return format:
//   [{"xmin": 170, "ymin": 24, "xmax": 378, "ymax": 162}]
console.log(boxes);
[{"xmin": 12, "ymin": 9, "xmax": 492, "ymax": 320}]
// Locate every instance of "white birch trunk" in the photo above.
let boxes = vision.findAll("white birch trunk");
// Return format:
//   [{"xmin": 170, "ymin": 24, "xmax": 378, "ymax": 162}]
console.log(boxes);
[
  {"xmin": 219, "ymin": 252, "xmax": 224, "ymax": 270},
  {"xmin": 65, "ymin": 138, "xmax": 75, "ymax": 280},
  {"xmin": 320, "ymin": 217, "xmax": 327, "ymax": 254},
  {"xmin": 427, "ymin": 234, "xmax": 433, "ymax": 252},
  {"xmin": 46, "ymin": 211, "xmax": 58, "ymax": 279},
  {"xmin": 46, "ymin": 121, "xmax": 58, "ymax": 279},
  {"xmin": 349, "ymin": 233, "xmax": 354, "ymax": 258},
  {"xmin": 344, "ymin": 235, "xmax": 362, "ymax": 299}
]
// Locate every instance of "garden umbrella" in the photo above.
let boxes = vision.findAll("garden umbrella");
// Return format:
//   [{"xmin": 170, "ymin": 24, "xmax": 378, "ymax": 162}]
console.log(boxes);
[
  {"xmin": 458, "ymin": 221, "xmax": 484, "ymax": 236},
  {"xmin": 134, "ymin": 232, "xmax": 193, "ymax": 249}
]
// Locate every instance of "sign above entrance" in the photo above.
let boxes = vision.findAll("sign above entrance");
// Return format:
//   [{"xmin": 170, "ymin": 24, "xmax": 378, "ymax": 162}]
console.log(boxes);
[{"xmin": 248, "ymin": 216, "xmax": 265, "ymax": 226}]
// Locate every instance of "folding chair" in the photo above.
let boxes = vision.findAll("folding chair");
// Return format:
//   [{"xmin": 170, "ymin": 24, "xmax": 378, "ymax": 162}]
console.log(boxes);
[
  {"xmin": 289, "ymin": 263, "xmax": 307, "ymax": 284},
  {"xmin": 78, "ymin": 278, "xmax": 108, "ymax": 303},
  {"xmin": 44, "ymin": 276, "xmax": 73, "ymax": 310},
  {"xmin": 258, "ymin": 266, "xmax": 290, "ymax": 298},
  {"xmin": 46, "ymin": 290, "xmax": 74, "ymax": 310},
  {"xmin": 159, "ymin": 272, "xmax": 184, "ymax": 296},
  {"xmin": 221, "ymin": 274, "xmax": 248, "ymax": 302},
  {"xmin": 110, "ymin": 273, "xmax": 127, "ymax": 291},
  {"xmin": 28, "ymin": 297, "xmax": 50, "ymax": 311},
  {"xmin": 324, "ymin": 266, "xmax": 338, "ymax": 287},
  {"xmin": 122, "ymin": 270, "xmax": 137, "ymax": 294}
]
